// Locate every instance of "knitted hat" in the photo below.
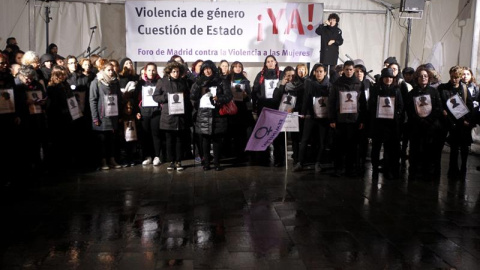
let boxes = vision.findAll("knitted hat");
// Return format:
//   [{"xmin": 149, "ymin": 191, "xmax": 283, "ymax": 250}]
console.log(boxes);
[
  {"xmin": 384, "ymin": 56, "xmax": 397, "ymax": 65},
  {"xmin": 380, "ymin": 68, "xmax": 395, "ymax": 78},
  {"xmin": 40, "ymin": 53, "xmax": 55, "ymax": 65},
  {"xmin": 402, "ymin": 67, "xmax": 415, "ymax": 74},
  {"xmin": 119, "ymin": 57, "xmax": 132, "ymax": 69}
]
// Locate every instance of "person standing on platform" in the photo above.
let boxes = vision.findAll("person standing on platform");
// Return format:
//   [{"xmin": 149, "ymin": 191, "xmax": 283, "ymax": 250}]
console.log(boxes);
[{"xmin": 315, "ymin": 13, "xmax": 343, "ymax": 76}]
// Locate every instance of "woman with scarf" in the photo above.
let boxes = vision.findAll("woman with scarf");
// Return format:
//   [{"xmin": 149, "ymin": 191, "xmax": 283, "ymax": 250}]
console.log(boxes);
[
  {"xmin": 134, "ymin": 62, "xmax": 164, "ymax": 166},
  {"xmin": 89, "ymin": 59, "xmax": 122, "ymax": 170},
  {"xmin": 224, "ymin": 61, "xmax": 254, "ymax": 162},
  {"xmin": 191, "ymin": 60, "xmax": 232, "ymax": 171},
  {"xmin": 251, "ymin": 55, "xmax": 283, "ymax": 165},
  {"xmin": 153, "ymin": 61, "xmax": 192, "ymax": 171}
]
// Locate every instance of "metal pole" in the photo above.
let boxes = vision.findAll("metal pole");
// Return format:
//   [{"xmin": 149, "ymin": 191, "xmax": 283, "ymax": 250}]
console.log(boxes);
[
  {"xmin": 45, "ymin": 5, "xmax": 50, "ymax": 53},
  {"xmin": 405, "ymin": 18, "xmax": 412, "ymax": 68}
]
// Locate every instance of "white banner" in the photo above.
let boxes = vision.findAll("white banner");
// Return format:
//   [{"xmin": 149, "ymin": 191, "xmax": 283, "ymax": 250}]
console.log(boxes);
[{"xmin": 125, "ymin": 1, "xmax": 323, "ymax": 62}]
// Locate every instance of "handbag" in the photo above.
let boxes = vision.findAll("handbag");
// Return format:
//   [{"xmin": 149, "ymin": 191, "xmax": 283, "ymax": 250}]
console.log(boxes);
[{"xmin": 219, "ymin": 100, "xmax": 238, "ymax": 115}]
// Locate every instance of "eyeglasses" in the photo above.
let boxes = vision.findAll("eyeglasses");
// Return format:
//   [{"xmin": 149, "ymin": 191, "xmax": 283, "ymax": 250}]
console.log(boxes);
[{"xmin": 0, "ymin": 62, "xmax": 7, "ymax": 65}]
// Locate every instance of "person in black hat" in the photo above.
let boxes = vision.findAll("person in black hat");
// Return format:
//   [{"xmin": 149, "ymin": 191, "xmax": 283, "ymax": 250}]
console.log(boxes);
[
  {"xmin": 315, "ymin": 13, "xmax": 343, "ymax": 75},
  {"xmin": 368, "ymin": 68, "xmax": 404, "ymax": 179},
  {"xmin": 402, "ymin": 67, "xmax": 415, "ymax": 85}
]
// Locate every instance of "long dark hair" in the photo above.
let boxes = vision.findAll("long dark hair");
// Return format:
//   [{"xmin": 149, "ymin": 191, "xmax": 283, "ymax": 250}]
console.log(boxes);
[{"xmin": 259, "ymin": 55, "xmax": 280, "ymax": 85}]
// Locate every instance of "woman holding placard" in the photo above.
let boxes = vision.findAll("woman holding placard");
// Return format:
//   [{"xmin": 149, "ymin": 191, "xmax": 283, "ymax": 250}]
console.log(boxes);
[
  {"xmin": 224, "ymin": 61, "xmax": 254, "ymax": 163},
  {"xmin": 134, "ymin": 63, "xmax": 164, "ymax": 166},
  {"xmin": 405, "ymin": 67, "xmax": 443, "ymax": 180},
  {"xmin": 89, "ymin": 59, "xmax": 123, "ymax": 170},
  {"xmin": 16, "ymin": 65, "xmax": 47, "ymax": 172},
  {"xmin": 191, "ymin": 60, "xmax": 232, "ymax": 171},
  {"xmin": 153, "ymin": 61, "xmax": 192, "ymax": 171},
  {"xmin": 438, "ymin": 66, "xmax": 474, "ymax": 179},
  {"xmin": 294, "ymin": 63, "xmax": 331, "ymax": 173},
  {"xmin": 252, "ymin": 55, "xmax": 282, "ymax": 166}
]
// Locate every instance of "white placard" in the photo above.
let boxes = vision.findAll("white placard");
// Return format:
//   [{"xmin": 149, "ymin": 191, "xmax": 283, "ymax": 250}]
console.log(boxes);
[
  {"xmin": 281, "ymin": 112, "xmax": 299, "ymax": 132},
  {"xmin": 376, "ymin": 96, "xmax": 395, "ymax": 119},
  {"xmin": 209, "ymin": 86, "xmax": 217, "ymax": 97},
  {"xmin": 339, "ymin": 91, "xmax": 358, "ymax": 114},
  {"xmin": 264, "ymin": 79, "xmax": 278, "ymax": 99},
  {"xmin": 313, "ymin": 96, "xmax": 328, "ymax": 118},
  {"xmin": 104, "ymin": 95, "xmax": 119, "ymax": 117},
  {"xmin": 67, "ymin": 96, "xmax": 83, "ymax": 120},
  {"xmin": 413, "ymin": 94, "xmax": 432, "ymax": 118},
  {"xmin": 27, "ymin": 91, "xmax": 43, "ymax": 114},
  {"xmin": 168, "ymin": 93, "xmax": 185, "ymax": 115},
  {"xmin": 278, "ymin": 94, "xmax": 296, "ymax": 112},
  {"xmin": 125, "ymin": 1, "xmax": 323, "ymax": 62},
  {"xmin": 0, "ymin": 89, "xmax": 15, "ymax": 114},
  {"xmin": 142, "ymin": 85, "xmax": 157, "ymax": 107},
  {"xmin": 199, "ymin": 92, "xmax": 215, "ymax": 109},
  {"xmin": 446, "ymin": 94, "xmax": 469, "ymax": 120},
  {"xmin": 124, "ymin": 120, "xmax": 138, "ymax": 141},
  {"xmin": 231, "ymin": 83, "xmax": 245, "ymax": 102}
]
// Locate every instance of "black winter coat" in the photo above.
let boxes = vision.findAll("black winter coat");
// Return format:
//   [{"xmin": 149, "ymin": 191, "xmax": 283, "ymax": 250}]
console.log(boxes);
[
  {"xmin": 153, "ymin": 76, "xmax": 192, "ymax": 131},
  {"xmin": 315, "ymin": 24, "xmax": 343, "ymax": 65},
  {"xmin": 368, "ymin": 82, "xmax": 404, "ymax": 140},
  {"xmin": 328, "ymin": 75, "xmax": 366, "ymax": 124},
  {"xmin": 191, "ymin": 75, "xmax": 232, "ymax": 135},
  {"xmin": 405, "ymin": 85, "xmax": 444, "ymax": 141}
]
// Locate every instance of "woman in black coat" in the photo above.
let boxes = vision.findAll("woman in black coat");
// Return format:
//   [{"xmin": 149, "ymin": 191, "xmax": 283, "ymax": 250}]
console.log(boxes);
[
  {"xmin": 224, "ymin": 61, "xmax": 254, "ymax": 162},
  {"xmin": 191, "ymin": 60, "xmax": 232, "ymax": 171},
  {"xmin": 438, "ymin": 66, "xmax": 474, "ymax": 178},
  {"xmin": 315, "ymin": 13, "xmax": 343, "ymax": 73},
  {"xmin": 368, "ymin": 68, "xmax": 404, "ymax": 179},
  {"xmin": 153, "ymin": 61, "xmax": 192, "ymax": 171},
  {"xmin": 405, "ymin": 67, "xmax": 444, "ymax": 180},
  {"xmin": 134, "ymin": 63, "xmax": 163, "ymax": 166}
]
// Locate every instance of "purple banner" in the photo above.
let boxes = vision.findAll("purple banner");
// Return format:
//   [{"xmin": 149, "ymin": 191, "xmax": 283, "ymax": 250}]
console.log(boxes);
[{"xmin": 245, "ymin": 108, "xmax": 288, "ymax": 151}]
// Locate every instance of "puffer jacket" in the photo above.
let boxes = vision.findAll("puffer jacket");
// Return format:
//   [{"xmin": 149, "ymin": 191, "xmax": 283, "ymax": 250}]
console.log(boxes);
[{"xmin": 191, "ymin": 75, "xmax": 232, "ymax": 135}]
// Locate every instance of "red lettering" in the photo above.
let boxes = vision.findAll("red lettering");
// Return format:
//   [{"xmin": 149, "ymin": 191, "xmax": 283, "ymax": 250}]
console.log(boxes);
[
  {"xmin": 267, "ymin": 8, "xmax": 285, "ymax": 34},
  {"xmin": 285, "ymin": 9, "xmax": 304, "ymax": 35}
]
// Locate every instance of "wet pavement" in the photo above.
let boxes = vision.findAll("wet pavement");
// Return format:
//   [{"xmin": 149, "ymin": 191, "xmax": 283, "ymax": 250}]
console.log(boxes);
[{"xmin": 1, "ymin": 152, "xmax": 480, "ymax": 270}]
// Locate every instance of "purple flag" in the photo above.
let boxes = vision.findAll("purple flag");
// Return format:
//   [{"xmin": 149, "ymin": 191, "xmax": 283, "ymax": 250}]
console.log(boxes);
[{"xmin": 245, "ymin": 107, "xmax": 288, "ymax": 151}]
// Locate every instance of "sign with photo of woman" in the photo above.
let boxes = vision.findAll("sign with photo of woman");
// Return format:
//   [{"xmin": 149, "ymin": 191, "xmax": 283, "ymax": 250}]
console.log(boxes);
[
  {"xmin": 376, "ymin": 96, "xmax": 395, "ymax": 119},
  {"xmin": 142, "ymin": 86, "xmax": 157, "ymax": 107},
  {"xmin": 446, "ymin": 94, "xmax": 469, "ymax": 119},
  {"xmin": 27, "ymin": 90, "xmax": 43, "ymax": 114},
  {"xmin": 339, "ymin": 91, "xmax": 357, "ymax": 114},
  {"xmin": 414, "ymin": 94, "xmax": 432, "ymax": 118},
  {"xmin": 0, "ymin": 89, "xmax": 15, "ymax": 114},
  {"xmin": 168, "ymin": 93, "xmax": 185, "ymax": 115}
]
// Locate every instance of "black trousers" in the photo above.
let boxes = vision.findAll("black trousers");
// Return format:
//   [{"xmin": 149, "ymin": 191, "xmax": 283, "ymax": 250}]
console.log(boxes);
[
  {"xmin": 333, "ymin": 123, "xmax": 359, "ymax": 173},
  {"xmin": 298, "ymin": 118, "xmax": 329, "ymax": 165},
  {"xmin": 165, "ymin": 130, "xmax": 184, "ymax": 163}
]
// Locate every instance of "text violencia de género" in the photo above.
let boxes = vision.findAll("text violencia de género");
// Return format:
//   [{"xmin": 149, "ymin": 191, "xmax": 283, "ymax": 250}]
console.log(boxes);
[
  {"xmin": 138, "ymin": 25, "xmax": 243, "ymax": 36},
  {"xmin": 135, "ymin": 7, "xmax": 245, "ymax": 21}
]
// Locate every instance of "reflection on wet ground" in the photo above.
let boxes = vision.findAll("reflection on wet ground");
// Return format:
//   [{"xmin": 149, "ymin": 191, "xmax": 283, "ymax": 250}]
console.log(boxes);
[{"xmin": 1, "ymin": 152, "xmax": 480, "ymax": 269}]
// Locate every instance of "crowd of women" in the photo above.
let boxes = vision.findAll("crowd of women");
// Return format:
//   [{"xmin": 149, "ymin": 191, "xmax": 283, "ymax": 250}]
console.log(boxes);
[{"xmin": 1, "ymin": 43, "xmax": 479, "ymax": 184}]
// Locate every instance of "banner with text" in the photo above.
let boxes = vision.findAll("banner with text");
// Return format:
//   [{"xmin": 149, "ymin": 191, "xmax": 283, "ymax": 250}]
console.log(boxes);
[{"xmin": 125, "ymin": 1, "xmax": 323, "ymax": 62}]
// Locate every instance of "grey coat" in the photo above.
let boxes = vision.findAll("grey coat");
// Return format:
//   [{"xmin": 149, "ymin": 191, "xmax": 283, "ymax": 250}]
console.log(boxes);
[{"xmin": 89, "ymin": 77, "xmax": 122, "ymax": 131}]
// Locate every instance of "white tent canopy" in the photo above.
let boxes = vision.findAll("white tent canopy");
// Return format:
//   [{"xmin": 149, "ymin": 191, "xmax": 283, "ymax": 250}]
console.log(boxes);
[{"xmin": 1, "ymin": 0, "xmax": 478, "ymax": 81}]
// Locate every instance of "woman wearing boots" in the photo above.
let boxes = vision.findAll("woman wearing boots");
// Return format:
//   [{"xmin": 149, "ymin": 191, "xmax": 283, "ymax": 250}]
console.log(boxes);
[
  {"xmin": 191, "ymin": 60, "xmax": 232, "ymax": 171},
  {"xmin": 89, "ymin": 59, "xmax": 122, "ymax": 170}
]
